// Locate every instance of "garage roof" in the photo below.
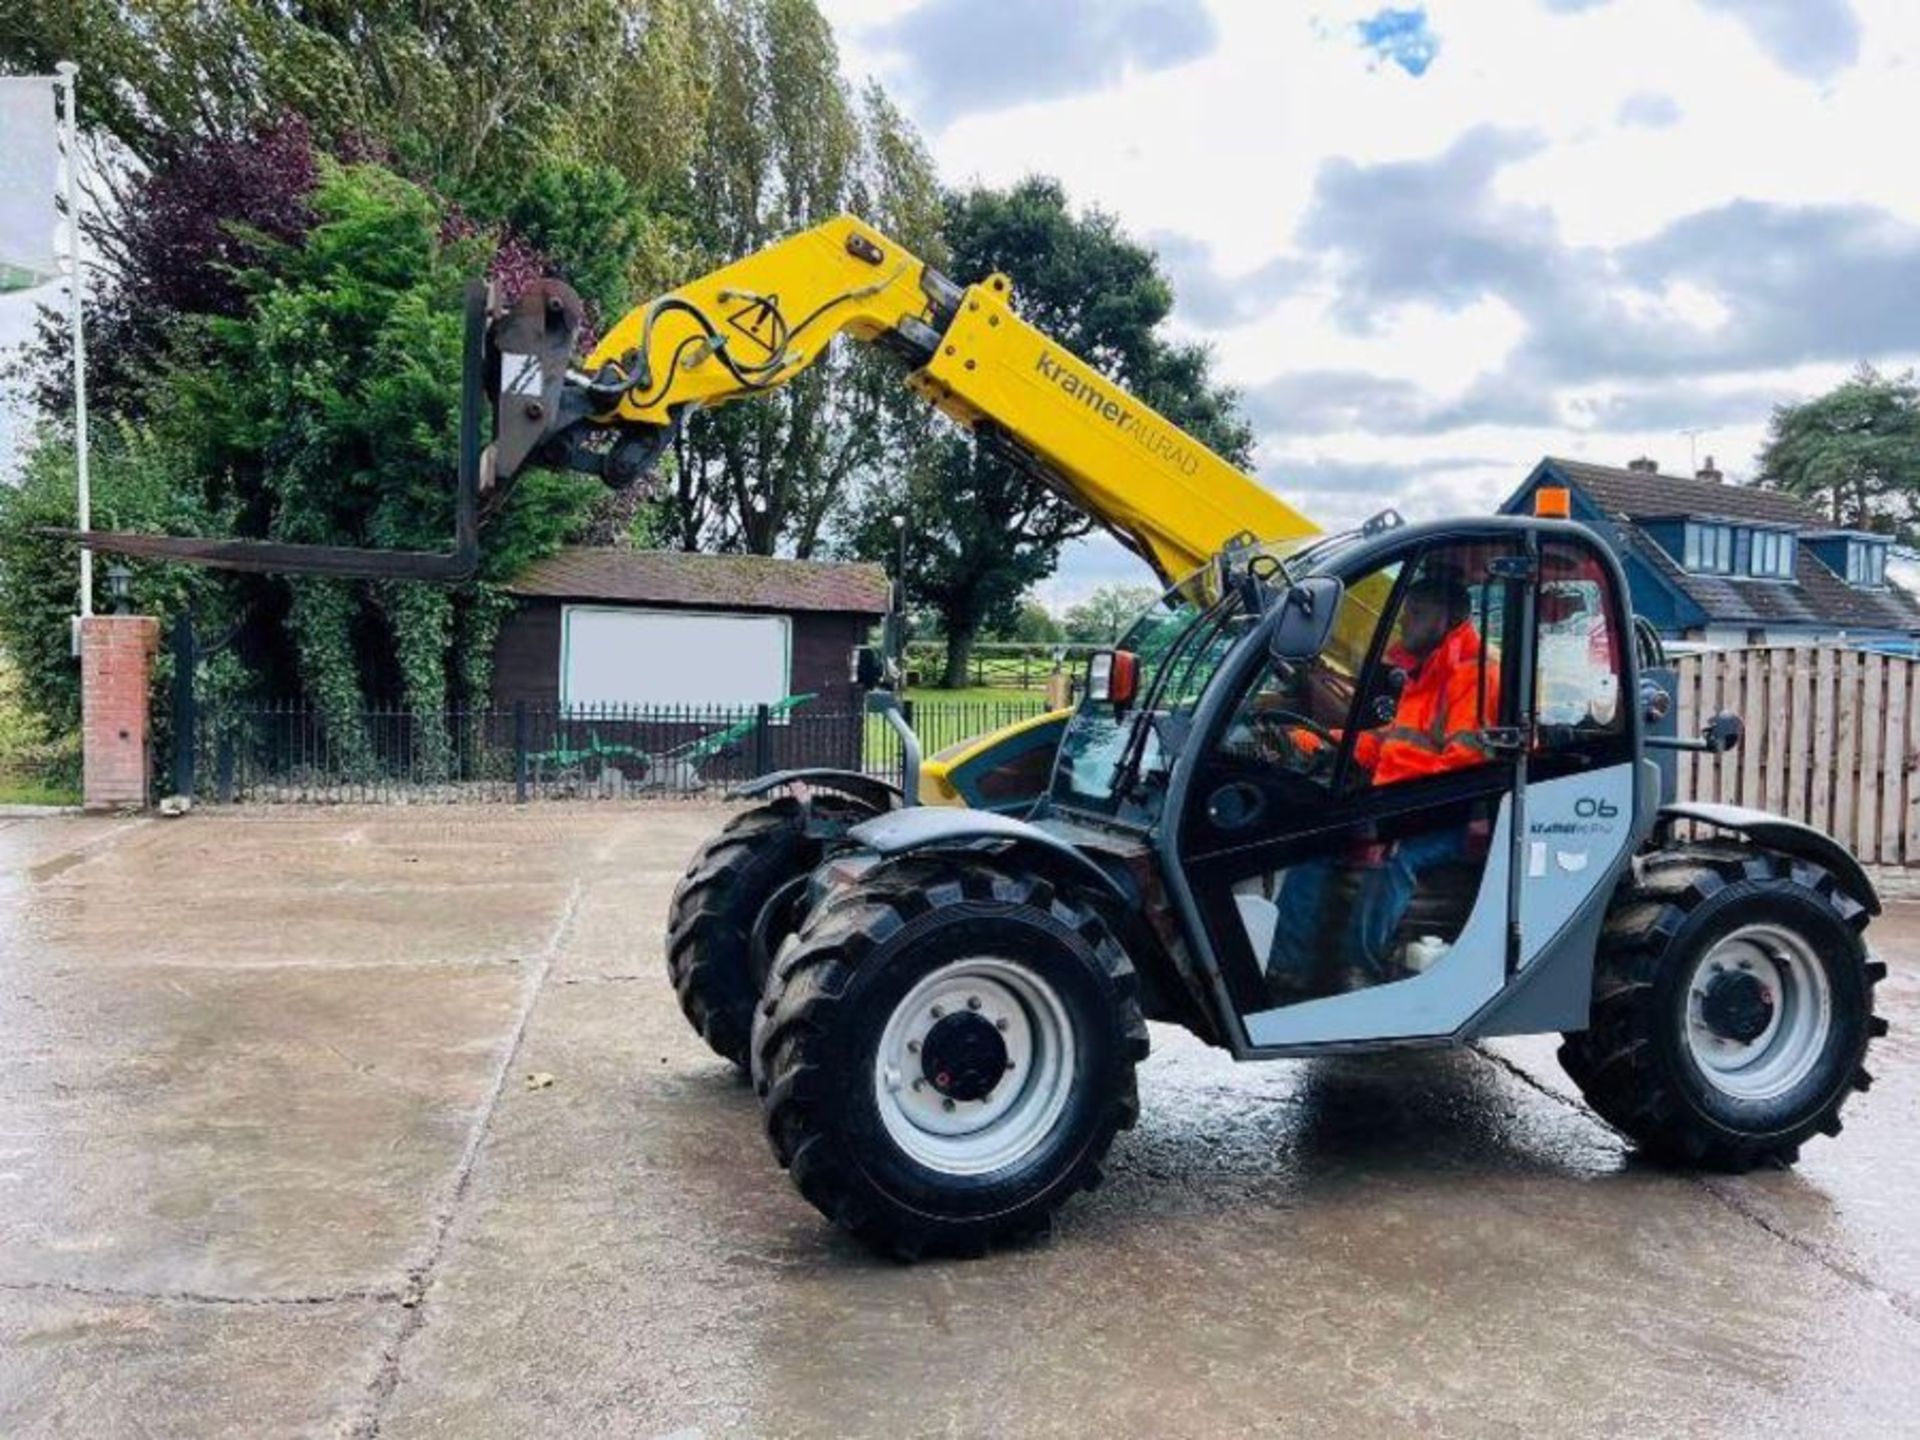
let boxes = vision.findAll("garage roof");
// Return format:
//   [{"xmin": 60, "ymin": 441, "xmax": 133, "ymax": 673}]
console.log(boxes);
[{"xmin": 508, "ymin": 547, "xmax": 890, "ymax": 615}]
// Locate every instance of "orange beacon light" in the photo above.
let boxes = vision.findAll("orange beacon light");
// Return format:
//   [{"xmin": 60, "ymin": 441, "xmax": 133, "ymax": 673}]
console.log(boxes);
[{"xmin": 1534, "ymin": 484, "xmax": 1572, "ymax": 519}]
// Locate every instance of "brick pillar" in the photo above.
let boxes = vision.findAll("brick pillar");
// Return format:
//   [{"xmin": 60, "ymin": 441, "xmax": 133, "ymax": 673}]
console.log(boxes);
[{"xmin": 81, "ymin": 615, "xmax": 161, "ymax": 811}]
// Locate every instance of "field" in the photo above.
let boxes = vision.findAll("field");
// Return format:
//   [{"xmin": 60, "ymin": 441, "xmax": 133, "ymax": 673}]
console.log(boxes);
[{"xmin": 863, "ymin": 686, "xmax": 1053, "ymax": 770}]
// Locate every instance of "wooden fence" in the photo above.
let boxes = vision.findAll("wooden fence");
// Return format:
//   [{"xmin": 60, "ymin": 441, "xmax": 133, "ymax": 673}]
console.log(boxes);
[{"xmin": 1671, "ymin": 647, "xmax": 1920, "ymax": 866}]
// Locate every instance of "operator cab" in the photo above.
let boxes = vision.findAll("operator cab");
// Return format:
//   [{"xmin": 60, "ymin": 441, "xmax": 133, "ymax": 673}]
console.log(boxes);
[{"xmin": 1050, "ymin": 516, "xmax": 1640, "ymax": 1051}]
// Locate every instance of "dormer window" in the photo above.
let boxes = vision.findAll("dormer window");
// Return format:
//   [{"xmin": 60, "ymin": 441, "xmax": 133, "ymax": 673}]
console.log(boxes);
[
  {"xmin": 1749, "ymin": 530, "xmax": 1794, "ymax": 579},
  {"xmin": 1846, "ymin": 541, "xmax": 1888, "ymax": 589},
  {"xmin": 1683, "ymin": 522, "xmax": 1733, "ymax": 574}
]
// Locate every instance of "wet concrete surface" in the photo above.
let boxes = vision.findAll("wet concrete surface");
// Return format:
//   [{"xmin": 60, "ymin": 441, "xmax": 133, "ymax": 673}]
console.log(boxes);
[{"xmin": 3, "ymin": 805, "xmax": 1919, "ymax": 1436}]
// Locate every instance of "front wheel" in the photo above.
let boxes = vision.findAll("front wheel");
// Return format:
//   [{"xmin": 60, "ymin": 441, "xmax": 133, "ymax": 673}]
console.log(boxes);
[
  {"xmin": 1559, "ymin": 842, "xmax": 1886, "ymax": 1169},
  {"xmin": 665, "ymin": 795, "xmax": 874, "ymax": 1068},
  {"xmin": 753, "ymin": 858, "xmax": 1149, "ymax": 1258}
]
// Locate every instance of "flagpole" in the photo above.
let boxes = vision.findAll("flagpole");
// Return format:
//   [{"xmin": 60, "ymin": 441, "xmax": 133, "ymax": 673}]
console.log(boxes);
[{"xmin": 55, "ymin": 60, "xmax": 90, "ymax": 619}]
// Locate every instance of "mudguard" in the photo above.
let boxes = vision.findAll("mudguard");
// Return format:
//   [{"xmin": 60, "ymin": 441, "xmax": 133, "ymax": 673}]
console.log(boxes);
[
  {"xmin": 730, "ymin": 769, "xmax": 901, "ymax": 814},
  {"xmin": 848, "ymin": 807, "xmax": 1127, "ymax": 902},
  {"xmin": 1662, "ymin": 801, "xmax": 1881, "ymax": 915}
]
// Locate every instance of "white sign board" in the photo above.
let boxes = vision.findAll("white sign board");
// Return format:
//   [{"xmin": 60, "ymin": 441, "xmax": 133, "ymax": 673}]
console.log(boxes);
[{"xmin": 561, "ymin": 606, "xmax": 792, "ymax": 709}]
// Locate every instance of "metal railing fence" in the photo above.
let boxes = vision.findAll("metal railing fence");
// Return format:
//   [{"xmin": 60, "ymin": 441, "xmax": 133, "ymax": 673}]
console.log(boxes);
[{"xmin": 180, "ymin": 696, "xmax": 1049, "ymax": 804}]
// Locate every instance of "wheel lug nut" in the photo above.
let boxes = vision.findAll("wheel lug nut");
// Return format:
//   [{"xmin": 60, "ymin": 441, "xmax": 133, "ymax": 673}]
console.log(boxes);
[
  {"xmin": 930, "ymin": 1004, "xmax": 943, "ymax": 1019},
  {"xmin": 912, "ymin": 1079, "xmax": 924, "ymax": 1092},
  {"xmin": 942, "ymin": 1098, "xmax": 955, "ymax": 1113},
  {"xmin": 967, "ymin": 995, "xmax": 982, "ymax": 1011},
  {"xmin": 995, "ymin": 1017, "xmax": 1009, "ymax": 1031},
  {"xmin": 907, "ymin": 1039, "xmax": 920, "ymax": 1054}
]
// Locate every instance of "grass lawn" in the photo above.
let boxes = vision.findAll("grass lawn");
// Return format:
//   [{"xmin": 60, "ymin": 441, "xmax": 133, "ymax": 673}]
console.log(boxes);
[
  {"xmin": 903, "ymin": 685, "xmax": 1050, "ymax": 708},
  {"xmin": 1, "ymin": 651, "xmax": 81, "ymax": 807},
  {"xmin": 861, "ymin": 686, "xmax": 1054, "ymax": 763},
  {"xmin": 0, "ymin": 779, "xmax": 81, "ymax": 807}
]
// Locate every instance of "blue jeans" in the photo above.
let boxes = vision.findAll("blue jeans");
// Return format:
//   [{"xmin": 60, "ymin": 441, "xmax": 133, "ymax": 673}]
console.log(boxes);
[{"xmin": 1267, "ymin": 828, "xmax": 1470, "ymax": 992}]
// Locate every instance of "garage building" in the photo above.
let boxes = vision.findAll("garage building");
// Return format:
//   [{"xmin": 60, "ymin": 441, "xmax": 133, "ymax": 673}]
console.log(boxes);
[{"xmin": 491, "ymin": 548, "xmax": 890, "ymax": 714}]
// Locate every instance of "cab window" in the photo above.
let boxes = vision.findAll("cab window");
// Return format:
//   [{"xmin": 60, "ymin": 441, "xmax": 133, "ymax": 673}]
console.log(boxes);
[
  {"xmin": 1536, "ymin": 538, "xmax": 1626, "ymax": 749},
  {"xmin": 1212, "ymin": 541, "xmax": 1517, "ymax": 794},
  {"xmin": 1214, "ymin": 561, "xmax": 1403, "ymax": 788},
  {"xmin": 1339, "ymin": 544, "xmax": 1513, "ymax": 793}
]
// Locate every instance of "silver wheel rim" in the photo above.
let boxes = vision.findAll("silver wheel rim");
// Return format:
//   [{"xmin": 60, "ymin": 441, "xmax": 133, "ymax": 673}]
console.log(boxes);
[
  {"xmin": 873, "ymin": 957, "xmax": 1078, "ymax": 1177},
  {"xmin": 1683, "ymin": 923, "xmax": 1832, "ymax": 1102}
]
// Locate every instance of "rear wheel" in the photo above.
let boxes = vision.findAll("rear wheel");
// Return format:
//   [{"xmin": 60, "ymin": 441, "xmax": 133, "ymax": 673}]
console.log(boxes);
[
  {"xmin": 665, "ymin": 795, "xmax": 873, "ymax": 1068},
  {"xmin": 753, "ymin": 858, "xmax": 1149, "ymax": 1258},
  {"xmin": 1559, "ymin": 842, "xmax": 1886, "ymax": 1169}
]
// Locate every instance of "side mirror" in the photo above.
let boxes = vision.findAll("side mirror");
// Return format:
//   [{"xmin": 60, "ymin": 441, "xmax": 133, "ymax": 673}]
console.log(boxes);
[
  {"xmin": 1703, "ymin": 711, "xmax": 1743, "ymax": 754},
  {"xmin": 1087, "ymin": 649, "xmax": 1140, "ymax": 708},
  {"xmin": 1267, "ymin": 576, "xmax": 1343, "ymax": 664},
  {"xmin": 851, "ymin": 645, "xmax": 885, "ymax": 689}
]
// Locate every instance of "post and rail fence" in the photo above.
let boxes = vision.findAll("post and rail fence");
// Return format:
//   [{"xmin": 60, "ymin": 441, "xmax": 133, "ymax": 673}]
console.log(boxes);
[
  {"xmin": 903, "ymin": 640, "xmax": 1100, "ymax": 691},
  {"xmin": 1667, "ymin": 646, "xmax": 1920, "ymax": 867}
]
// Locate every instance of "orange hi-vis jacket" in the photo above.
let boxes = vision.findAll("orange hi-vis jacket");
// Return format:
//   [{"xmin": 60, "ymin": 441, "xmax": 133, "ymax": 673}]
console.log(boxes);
[{"xmin": 1352, "ymin": 620, "xmax": 1500, "ymax": 786}]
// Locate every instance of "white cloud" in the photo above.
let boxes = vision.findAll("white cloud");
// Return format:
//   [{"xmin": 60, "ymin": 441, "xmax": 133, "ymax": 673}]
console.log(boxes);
[{"xmin": 820, "ymin": 0, "xmax": 1920, "ymax": 601}]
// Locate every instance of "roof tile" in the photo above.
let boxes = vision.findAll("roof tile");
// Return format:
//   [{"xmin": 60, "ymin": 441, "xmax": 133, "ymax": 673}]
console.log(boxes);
[
  {"xmin": 1524, "ymin": 460, "xmax": 1920, "ymax": 635},
  {"xmin": 1545, "ymin": 457, "xmax": 1814, "ymax": 526},
  {"xmin": 1609, "ymin": 515, "xmax": 1920, "ymax": 634},
  {"xmin": 509, "ymin": 548, "xmax": 890, "ymax": 615}
]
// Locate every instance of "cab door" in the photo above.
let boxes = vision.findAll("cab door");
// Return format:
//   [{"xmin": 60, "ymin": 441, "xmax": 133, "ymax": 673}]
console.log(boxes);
[
  {"xmin": 1515, "ymin": 533, "xmax": 1640, "ymax": 966},
  {"xmin": 1174, "ymin": 537, "xmax": 1527, "ymax": 1049}
]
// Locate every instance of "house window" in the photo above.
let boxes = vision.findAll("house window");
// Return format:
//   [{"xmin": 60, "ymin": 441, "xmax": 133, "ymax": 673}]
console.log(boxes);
[
  {"xmin": 1847, "ymin": 542, "xmax": 1887, "ymax": 589},
  {"xmin": 1684, "ymin": 522, "xmax": 1733, "ymax": 575},
  {"xmin": 1748, "ymin": 530, "xmax": 1794, "ymax": 579}
]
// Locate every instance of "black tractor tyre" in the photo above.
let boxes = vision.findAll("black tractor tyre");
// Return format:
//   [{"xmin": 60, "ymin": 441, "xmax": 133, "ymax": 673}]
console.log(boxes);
[
  {"xmin": 666, "ymin": 795, "xmax": 874, "ymax": 1068},
  {"xmin": 751, "ymin": 857, "xmax": 1150, "ymax": 1259},
  {"xmin": 1559, "ymin": 841, "xmax": 1886, "ymax": 1170}
]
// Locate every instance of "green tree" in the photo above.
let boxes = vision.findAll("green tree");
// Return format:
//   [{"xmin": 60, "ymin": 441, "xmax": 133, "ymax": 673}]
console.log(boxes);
[
  {"xmin": 159, "ymin": 161, "xmax": 599, "ymax": 766},
  {"xmin": 4, "ymin": 116, "xmax": 641, "ymax": 762},
  {"xmin": 1757, "ymin": 366, "xmax": 1920, "ymax": 538},
  {"xmin": 848, "ymin": 178, "xmax": 1254, "ymax": 687},
  {"xmin": 1062, "ymin": 584, "xmax": 1160, "ymax": 644},
  {"xmin": 461, "ymin": 158, "xmax": 645, "ymax": 322},
  {"xmin": 4, "ymin": 0, "xmax": 940, "ymax": 567},
  {"xmin": 0, "ymin": 0, "xmax": 627, "ymax": 189},
  {"xmin": 659, "ymin": 0, "xmax": 943, "ymax": 558},
  {"xmin": 1001, "ymin": 599, "xmax": 1064, "ymax": 645},
  {"xmin": 0, "ymin": 423, "xmax": 241, "ymax": 737}
]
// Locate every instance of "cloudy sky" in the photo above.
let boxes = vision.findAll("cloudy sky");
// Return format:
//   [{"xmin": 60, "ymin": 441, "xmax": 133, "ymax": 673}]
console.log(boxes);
[{"xmin": 819, "ymin": 0, "xmax": 1920, "ymax": 606}]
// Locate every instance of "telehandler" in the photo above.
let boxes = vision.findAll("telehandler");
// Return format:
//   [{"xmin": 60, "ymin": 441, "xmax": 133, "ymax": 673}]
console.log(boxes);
[{"xmin": 72, "ymin": 215, "xmax": 1887, "ymax": 1259}]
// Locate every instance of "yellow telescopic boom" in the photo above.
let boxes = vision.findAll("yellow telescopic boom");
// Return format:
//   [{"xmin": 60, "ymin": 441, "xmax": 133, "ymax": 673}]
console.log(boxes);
[{"xmin": 564, "ymin": 214, "xmax": 1316, "ymax": 584}]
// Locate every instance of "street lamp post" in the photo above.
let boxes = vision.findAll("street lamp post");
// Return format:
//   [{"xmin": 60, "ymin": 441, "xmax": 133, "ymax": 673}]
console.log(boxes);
[
  {"xmin": 889, "ymin": 513, "xmax": 907, "ymax": 676},
  {"xmin": 54, "ymin": 61, "xmax": 91, "ymax": 627}
]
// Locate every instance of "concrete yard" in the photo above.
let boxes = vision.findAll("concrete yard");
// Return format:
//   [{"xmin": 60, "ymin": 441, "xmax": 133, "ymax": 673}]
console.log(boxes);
[{"xmin": 4, "ymin": 804, "xmax": 1919, "ymax": 1437}]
